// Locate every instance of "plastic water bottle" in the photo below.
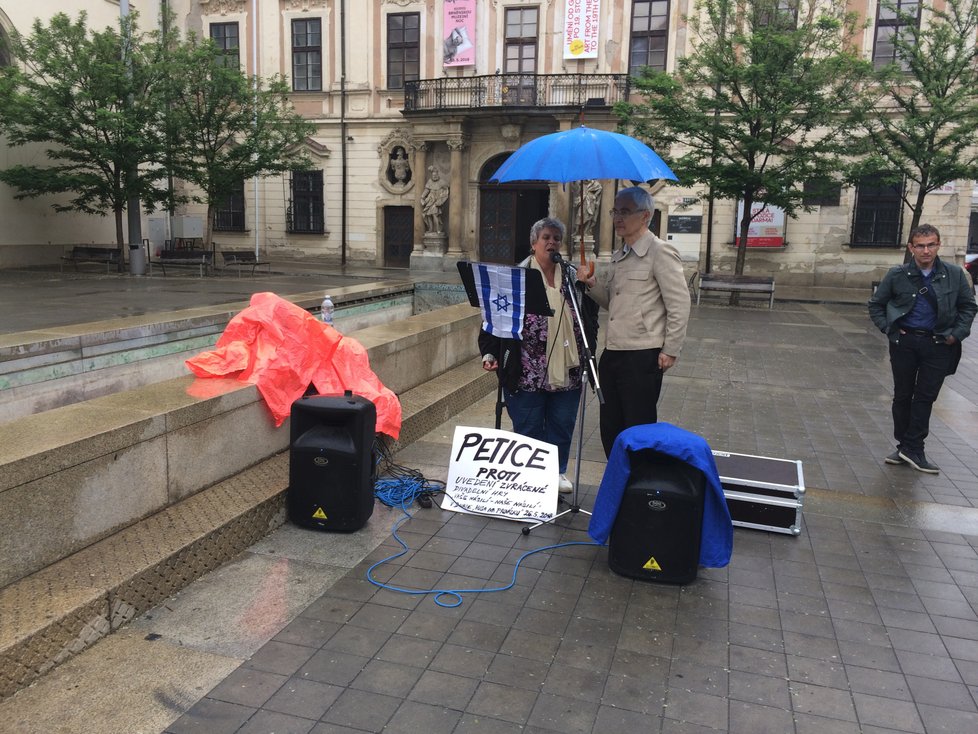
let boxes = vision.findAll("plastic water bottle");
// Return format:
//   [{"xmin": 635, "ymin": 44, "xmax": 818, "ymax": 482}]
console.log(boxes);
[{"xmin": 320, "ymin": 294, "xmax": 334, "ymax": 325}]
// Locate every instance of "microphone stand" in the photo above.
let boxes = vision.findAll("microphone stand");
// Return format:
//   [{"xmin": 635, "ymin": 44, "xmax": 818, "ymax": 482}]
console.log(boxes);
[{"xmin": 523, "ymin": 253, "xmax": 603, "ymax": 535}]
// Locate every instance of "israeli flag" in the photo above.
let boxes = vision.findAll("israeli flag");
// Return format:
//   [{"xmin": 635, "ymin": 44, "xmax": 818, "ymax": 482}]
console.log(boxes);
[{"xmin": 473, "ymin": 263, "xmax": 525, "ymax": 340}]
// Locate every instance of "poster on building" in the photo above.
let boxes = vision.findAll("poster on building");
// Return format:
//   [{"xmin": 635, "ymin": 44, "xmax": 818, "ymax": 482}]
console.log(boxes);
[
  {"xmin": 443, "ymin": 0, "xmax": 476, "ymax": 67},
  {"xmin": 734, "ymin": 201, "xmax": 787, "ymax": 248},
  {"xmin": 563, "ymin": 0, "xmax": 601, "ymax": 59},
  {"xmin": 441, "ymin": 426, "xmax": 559, "ymax": 523}
]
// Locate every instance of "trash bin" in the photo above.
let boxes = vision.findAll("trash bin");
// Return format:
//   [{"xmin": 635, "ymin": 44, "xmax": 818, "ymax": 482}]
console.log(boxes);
[{"xmin": 129, "ymin": 243, "xmax": 146, "ymax": 276}]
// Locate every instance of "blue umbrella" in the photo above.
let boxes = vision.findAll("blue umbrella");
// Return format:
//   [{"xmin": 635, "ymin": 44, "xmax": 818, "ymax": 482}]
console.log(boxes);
[
  {"xmin": 490, "ymin": 126, "xmax": 677, "ymax": 273},
  {"xmin": 489, "ymin": 125, "xmax": 677, "ymax": 184}
]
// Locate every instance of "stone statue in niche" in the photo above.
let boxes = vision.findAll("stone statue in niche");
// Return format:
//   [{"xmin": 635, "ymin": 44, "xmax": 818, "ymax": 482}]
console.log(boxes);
[
  {"xmin": 388, "ymin": 147, "xmax": 411, "ymax": 186},
  {"xmin": 421, "ymin": 166, "xmax": 450, "ymax": 234},
  {"xmin": 575, "ymin": 179, "xmax": 603, "ymax": 241}
]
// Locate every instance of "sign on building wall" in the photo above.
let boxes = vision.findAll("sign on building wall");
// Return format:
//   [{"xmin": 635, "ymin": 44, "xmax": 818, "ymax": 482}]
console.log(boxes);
[
  {"xmin": 443, "ymin": 0, "xmax": 476, "ymax": 67},
  {"xmin": 735, "ymin": 201, "xmax": 787, "ymax": 248},
  {"xmin": 563, "ymin": 0, "xmax": 600, "ymax": 59}
]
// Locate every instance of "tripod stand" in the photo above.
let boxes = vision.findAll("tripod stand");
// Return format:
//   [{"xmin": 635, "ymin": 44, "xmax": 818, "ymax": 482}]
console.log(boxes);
[{"xmin": 523, "ymin": 253, "xmax": 603, "ymax": 535}]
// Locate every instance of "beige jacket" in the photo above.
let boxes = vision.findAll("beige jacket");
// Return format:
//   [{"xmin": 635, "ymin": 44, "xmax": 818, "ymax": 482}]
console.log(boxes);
[{"xmin": 588, "ymin": 230, "xmax": 691, "ymax": 356}]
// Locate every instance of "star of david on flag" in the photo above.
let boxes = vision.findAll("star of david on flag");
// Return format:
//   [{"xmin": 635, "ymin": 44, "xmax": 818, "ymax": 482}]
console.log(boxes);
[{"xmin": 473, "ymin": 263, "xmax": 526, "ymax": 340}]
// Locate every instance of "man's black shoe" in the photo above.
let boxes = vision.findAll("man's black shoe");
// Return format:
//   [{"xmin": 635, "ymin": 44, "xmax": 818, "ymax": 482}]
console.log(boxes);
[
  {"xmin": 898, "ymin": 450, "xmax": 940, "ymax": 474},
  {"xmin": 884, "ymin": 451, "xmax": 904, "ymax": 465}
]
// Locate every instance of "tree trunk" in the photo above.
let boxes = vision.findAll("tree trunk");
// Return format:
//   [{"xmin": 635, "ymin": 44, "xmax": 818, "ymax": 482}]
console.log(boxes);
[
  {"xmin": 114, "ymin": 208, "xmax": 126, "ymax": 272},
  {"xmin": 204, "ymin": 203, "xmax": 214, "ymax": 254},
  {"xmin": 902, "ymin": 187, "xmax": 928, "ymax": 264},
  {"xmin": 731, "ymin": 193, "xmax": 753, "ymax": 306}
]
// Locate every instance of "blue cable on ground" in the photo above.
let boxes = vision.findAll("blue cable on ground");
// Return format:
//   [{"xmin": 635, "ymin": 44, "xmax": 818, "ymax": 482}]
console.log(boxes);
[
  {"xmin": 369, "ymin": 475, "xmax": 601, "ymax": 607},
  {"xmin": 369, "ymin": 436, "xmax": 602, "ymax": 607}
]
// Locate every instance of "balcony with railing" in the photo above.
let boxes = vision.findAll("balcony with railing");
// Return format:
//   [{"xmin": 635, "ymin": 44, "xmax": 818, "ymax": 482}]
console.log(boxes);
[{"xmin": 402, "ymin": 73, "xmax": 630, "ymax": 113}]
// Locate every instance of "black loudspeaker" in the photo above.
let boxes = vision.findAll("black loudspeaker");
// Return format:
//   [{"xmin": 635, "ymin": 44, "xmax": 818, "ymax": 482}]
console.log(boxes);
[
  {"xmin": 288, "ymin": 392, "xmax": 376, "ymax": 532},
  {"xmin": 608, "ymin": 449, "xmax": 706, "ymax": 584}
]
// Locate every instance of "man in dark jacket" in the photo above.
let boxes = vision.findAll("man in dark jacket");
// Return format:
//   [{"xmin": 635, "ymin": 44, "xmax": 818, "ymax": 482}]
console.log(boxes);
[{"xmin": 868, "ymin": 224, "xmax": 977, "ymax": 474}]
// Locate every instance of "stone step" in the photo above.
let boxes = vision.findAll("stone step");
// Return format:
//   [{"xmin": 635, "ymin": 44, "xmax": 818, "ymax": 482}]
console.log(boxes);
[{"xmin": 0, "ymin": 360, "xmax": 494, "ymax": 700}]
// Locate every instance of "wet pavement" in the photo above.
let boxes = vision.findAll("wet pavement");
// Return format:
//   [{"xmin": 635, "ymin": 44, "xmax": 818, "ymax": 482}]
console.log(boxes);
[{"xmin": 2, "ymin": 263, "xmax": 978, "ymax": 733}]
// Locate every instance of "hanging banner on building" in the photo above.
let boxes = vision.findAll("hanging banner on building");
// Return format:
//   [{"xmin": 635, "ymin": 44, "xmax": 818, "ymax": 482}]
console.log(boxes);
[
  {"xmin": 443, "ymin": 0, "xmax": 476, "ymax": 67},
  {"xmin": 563, "ymin": 0, "xmax": 601, "ymax": 59},
  {"xmin": 734, "ymin": 201, "xmax": 787, "ymax": 248}
]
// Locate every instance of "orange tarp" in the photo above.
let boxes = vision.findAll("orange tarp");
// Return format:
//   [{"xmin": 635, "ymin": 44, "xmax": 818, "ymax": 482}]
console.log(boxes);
[{"xmin": 185, "ymin": 292, "xmax": 401, "ymax": 437}]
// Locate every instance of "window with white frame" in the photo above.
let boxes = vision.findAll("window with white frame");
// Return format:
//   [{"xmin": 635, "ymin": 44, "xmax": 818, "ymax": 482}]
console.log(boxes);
[
  {"xmin": 504, "ymin": 7, "xmax": 538, "ymax": 74},
  {"xmin": 292, "ymin": 18, "xmax": 322, "ymax": 91},
  {"xmin": 387, "ymin": 13, "xmax": 419, "ymax": 90},
  {"xmin": 873, "ymin": 0, "xmax": 920, "ymax": 69},
  {"xmin": 209, "ymin": 22, "xmax": 239, "ymax": 67},
  {"xmin": 629, "ymin": 1, "xmax": 669, "ymax": 77}
]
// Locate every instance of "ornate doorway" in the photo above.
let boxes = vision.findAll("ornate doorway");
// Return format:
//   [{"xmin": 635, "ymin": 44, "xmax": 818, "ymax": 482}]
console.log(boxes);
[
  {"xmin": 478, "ymin": 154, "xmax": 549, "ymax": 264},
  {"xmin": 383, "ymin": 206, "xmax": 413, "ymax": 268}
]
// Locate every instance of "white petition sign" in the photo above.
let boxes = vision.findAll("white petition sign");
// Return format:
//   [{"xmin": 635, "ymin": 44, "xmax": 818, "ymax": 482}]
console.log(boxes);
[{"xmin": 442, "ymin": 426, "xmax": 559, "ymax": 522}]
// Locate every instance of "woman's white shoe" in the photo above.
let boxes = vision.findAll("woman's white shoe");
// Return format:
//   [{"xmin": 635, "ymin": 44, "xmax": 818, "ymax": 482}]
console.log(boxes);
[{"xmin": 558, "ymin": 474, "xmax": 573, "ymax": 493}]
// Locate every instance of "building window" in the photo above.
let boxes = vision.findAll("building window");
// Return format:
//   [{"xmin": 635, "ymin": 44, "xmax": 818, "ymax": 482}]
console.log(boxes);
[
  {"xmin": 504, "ymin": 7, "xmax": 538, "ymax": 74},
  {"xmin": 873, "ymin": 0, "xmax": 920, "ymax": 69},
  {"xmin": 756, "ymin": 0, "xmax": 798, "ymax": 29},
  {"xmin": 851, "ymin": 174, "xmax": 904, "ymax": 247},
  {"xmin": 289, "ymin": 170, "xmax": 324, "ymax": 234},
  {"xmin": 213, "ymin": 179, "xmax": 246, "ymax": 232},
  {"xmin": 387, "ymin": 13, "xmax": 419, "ymax": 90},
  {"xmin": 629, "ymin": 1, "xmax": 669, "ymax": 76},
  {"xmin": 802, "ymin": 177, "xmax": 842, "ymax": 208},
  {"xmin": 209, "ymin": 22, "xmax": 239, "ymax": 67},
  {"xmin": 292, "ymin": 18, "xmax": 322, "ymax": 91}
]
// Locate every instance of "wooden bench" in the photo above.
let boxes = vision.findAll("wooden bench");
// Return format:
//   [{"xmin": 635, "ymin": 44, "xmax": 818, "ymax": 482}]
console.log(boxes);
[
  {"xmin": 157, "ymin": 249, "xmax": 214, "ymax": 277},
  {"xmin": 696, "ymin": 273, "xmax": 775, "ymax": 309},
  {"xmin": 60, "ymin": 246, "xmax": 122, "ymax": 273},
  {"xmin": 220, "ymin": 249, "xmax": 271, "ymax": 277}
]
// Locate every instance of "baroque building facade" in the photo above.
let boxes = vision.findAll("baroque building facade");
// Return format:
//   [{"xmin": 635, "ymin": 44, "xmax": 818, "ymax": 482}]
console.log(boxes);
[{"xmin": 1, "ymin": 0, "xmax": 975, "ymax": 286}]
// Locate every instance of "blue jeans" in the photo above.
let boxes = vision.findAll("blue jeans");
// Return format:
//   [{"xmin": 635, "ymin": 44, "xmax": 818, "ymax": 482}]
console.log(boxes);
[{"xmin": 504, "ymin": 387, "xmax": 581, "ymax": 473}]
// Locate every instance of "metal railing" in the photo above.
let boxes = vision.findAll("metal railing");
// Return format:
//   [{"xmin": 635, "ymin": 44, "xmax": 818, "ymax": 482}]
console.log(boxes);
[{"xmin": 403, "ymin": 73, "xmax": 630, "ymax": 112}]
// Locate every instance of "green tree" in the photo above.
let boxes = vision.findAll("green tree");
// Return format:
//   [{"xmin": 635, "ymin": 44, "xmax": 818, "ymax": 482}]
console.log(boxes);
[
  {"xmin": 165, "ymin": 34, "xmax": 314, "ymax": 249},
  {"xmin": 854, "ymin": 0, "xmax": 978, "ymax": 240},
  {"xmin": 0, "ymin": 12, "xmax": 168, "ymax": 258},
  {"xmin": 618, "ymin": 0, "xmax": 874, "ymax": 284}
]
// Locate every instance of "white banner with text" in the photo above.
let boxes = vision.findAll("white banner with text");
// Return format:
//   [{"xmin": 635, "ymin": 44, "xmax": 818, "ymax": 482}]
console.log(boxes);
[{"xmin": 441, "ymin": 426, "xmax": 559, "ymax": 522}]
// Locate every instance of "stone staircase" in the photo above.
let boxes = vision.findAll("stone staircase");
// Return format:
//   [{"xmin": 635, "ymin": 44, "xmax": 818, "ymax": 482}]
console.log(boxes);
[{"xmin": 0, "ymin": 299, "xmax": 493, "ymax": 700}]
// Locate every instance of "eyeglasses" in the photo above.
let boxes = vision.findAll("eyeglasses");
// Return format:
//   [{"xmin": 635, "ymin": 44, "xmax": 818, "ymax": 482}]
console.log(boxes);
[
  {"xmin": 609, "ymin": 208, "xmax": 646, "ymax": 218},
  {"xmin": 910, "ymin": 242, "xmax": 940, "ymax": 250}
]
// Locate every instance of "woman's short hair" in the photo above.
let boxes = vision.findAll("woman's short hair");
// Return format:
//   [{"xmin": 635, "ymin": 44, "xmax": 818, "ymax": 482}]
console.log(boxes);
[
  {"xmin": 529, "ymin": 216, "xmax": 566, "ymax": 244},
  {"xmin": 616, "ymin": 186, "xmax": 653, "ymax": 213}
]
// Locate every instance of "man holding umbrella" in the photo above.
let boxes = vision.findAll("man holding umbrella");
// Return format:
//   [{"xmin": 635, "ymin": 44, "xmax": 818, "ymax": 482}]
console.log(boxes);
[{"xmin": 580, "ymin": 186, "xmax": 691, "ymax": 457}]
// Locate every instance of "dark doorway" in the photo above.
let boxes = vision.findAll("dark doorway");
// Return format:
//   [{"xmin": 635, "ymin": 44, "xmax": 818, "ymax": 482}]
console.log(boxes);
[
  {"xmin": 383, "ymin": 206, "xmax": 413, "ymax": 267},
  {"xmin": 478, "ymin": 154, "xmax": 549, "ymax": 264}
]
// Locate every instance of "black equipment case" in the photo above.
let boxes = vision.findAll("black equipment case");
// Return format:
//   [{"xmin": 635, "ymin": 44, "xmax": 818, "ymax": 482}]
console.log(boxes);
[{"xmin": 712, "ymin": 450, "xmax": 804, "ymax": 536}]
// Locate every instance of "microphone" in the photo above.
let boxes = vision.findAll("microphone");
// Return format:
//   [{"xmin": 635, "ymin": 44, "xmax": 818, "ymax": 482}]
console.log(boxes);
[{"xmin": 550, "ymin": 251, "xmax": 575, "ymax": 268}]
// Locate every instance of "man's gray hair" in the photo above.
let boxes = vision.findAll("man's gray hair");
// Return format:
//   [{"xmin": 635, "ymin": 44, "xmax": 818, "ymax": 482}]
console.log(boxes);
[
  {"xmin": 616, "ymin": 186, "xmax": 654, "ymax": 213},
  {"xmin": 529, "ymin": 216, "xmax": 566, "ymax": 244}
]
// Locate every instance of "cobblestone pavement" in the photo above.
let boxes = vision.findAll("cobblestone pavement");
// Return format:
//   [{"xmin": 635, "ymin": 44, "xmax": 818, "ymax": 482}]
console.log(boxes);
[
  {"xmin": 3, "ymin": 265, "xmax": 978, "ymax": 733},
  {"xmin": 163, "ymin": 299, "xmax": 978, "ymax": 734}
]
